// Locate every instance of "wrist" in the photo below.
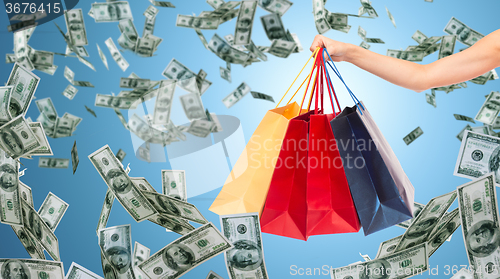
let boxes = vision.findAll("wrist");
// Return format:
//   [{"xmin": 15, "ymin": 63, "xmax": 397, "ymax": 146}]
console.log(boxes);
[{"xmin": 344, "ymin": 43, "xmax": 359, "ymax": 63}]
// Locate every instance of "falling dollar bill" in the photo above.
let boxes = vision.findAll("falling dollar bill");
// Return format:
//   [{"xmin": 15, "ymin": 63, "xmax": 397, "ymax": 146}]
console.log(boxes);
[
  {"xmin": 220, "ymin": 213, "xmax": 269, "ymax": 279},
  {"xmin": 396, "ymin": 201, "xmax": 426, "ymax": 229},
  {"xmin": 141, "ymin": 190, "xmax": 207, "ymax": 224},
  {"xmin": 454, "ymin": 131, "xmax": 500, "ymax": 185},
  {"xmin": 394, "ymin": 190, "xmax": 456, "ymax": 252},
  {"xmin": 251, "ymin": 91, "xmax": 274, "ymax": 102},
  {"xmin": 62, "ymin": 85, "xmax": 78, "ymax": 100},
  {"xmin": 64, "ymin": 9, "xmax": 88, "ymax": 46},
  {"xmin": 153, "ymin": 80, "xmax": 176, "ymax": 126},
  {"xmin": 39, "ymin": 158, "xmax": 69, "ymax": 168},
  {"xmin": 403, "ymin": 126, "xmax": 423, "ymax": 145},
  {"xmin": 149, "ymin": 0, "xmax": 175, "ymax": 7},
  {"xmin": 332, "ymin": 243, "xmax": 428, "ymax": 279},
  {"xmin": 133, "ymin": 242, "xmax": 150, "ymax": 279},
  {"xmin": 176, "ymin": 15, "xmax": 220, "ymax": 30},
  {"xmin": 438, "ymin": 35, "xmax": 456, "ymax": 59},
  {"xmin": 260, "ymin": 13, "xmax": 286, "ymax": 41},
  {"xmin": 162, "ymin": 59, "xmax": 212, "ymax": 95},
  {"xmin": 222, "ymin": 82, "xmax": 251, "ymax": 108},
  {"xmin": 375, "ymin": 235, "xmax": 402, "ymax": 259},
  {"xmin": 67, "ymin": 262, "xmax": 104, "ymax": 279},
  {"xmin": 427, "ymin": 208, "xmax": 460, "ymax": 257},
  {"xmin": 116, "ymin": 149, "xmax": 126, "ymax": 162},
  {"xmin": 180, "ymin": 93, "xmax": 206, "ymax": 120},
  {"xmin": 162, "ymin": 170, "xmax": 187, "ymax": 202},
  {"xmin": 454, "ymin": 114, "xmax": 475, "ymax": 124},
  {"xmin": 0, "ymin": 115, "xmax": 40, "ymax": 159},
  {"xmin": 138, "ymin": 223, "xmax": 233, "ymax": 279},
  {"xmin": 89, "ymin": 145, "xmax": 158, "ymax": 222},
  {"xmin": 258, "ymin": 0, "xmax": 291, "ymax": 15},
  {"xmin": 385, "ymin": 6, "xmax": 396, "ymax": 28},
  {"xmin": 220, "ymin": 66, "xmax": 232, "ymax": 83},
  {"xmin": 458, "ymin": 174, "xmax": 500, "ymax": 279},
  {"xmin": 71, "ymin": 140, "xmax": 79, "ymax": 174},
  {"xmin": 475, "ymin": 91, "xmax": 500, "ymax": 125},
  {"xmin": 425, "ymin": 93, "xmax": 436, "ymax": 108},
  {"xmin": 0, "ymin": 148, "xmax": 21, "ymax": 226},
  {"xmin": 0, "ymin": 259, "xmax": 64, "ymax": 279},
  {"xmin": 6, "ymin": 63, "xmax": 40, "ymax": 118},
  {"xmin": 268, "ymin": 39, "xmax": 296, "ymax": 58},
  {"xmin": 233, "ymin": 1, "xmax": 257, "ymax": 45},
  {"xmin": 20, "ymin": 198, "xmax": 60, "ymax": 260},
  {"xmin": 90, "ymin": 2, "xmax": 133, "ymax": 22},
  {"xmin": 96, "ymin": 43, "xmax": 109, "ymax": 70},
  {"xmin": 444, "ymin": 17, "xmax": 484, "ymax": 46},
  {"xmin": 95, "ymin": 94, "xmax": 139, "ymax": 110},
  {"xmin": 457, "ymin": 124, "xmax": 473, "ymax": 142},
  {"xmin": 186, "ymin": 119, "xmax": 215, "ymax": 138},
  {"xmin": 11, "ymin": 225, "xmax": 45, "ymax": 259},
  {"xmin": 98, "ymin": 224, "xmax": 134, "ymax": 279},
  {"xmin": 0, "ymin": 86, "xmax": 13, "ymax": 124},
  {"xmin": 96, "ymin": 189, "xmax": 114, "ymax": 235},
  {"xmin": 105, "ymin": 38, "xmax": 129, "ymax": 72},
  {"xmin": 131, "ymin": 177, "xmax": 156, "ymax": 192},
  {"xmin": 37, "ymin": 192, "xmax": 68, "ymax": 231}
]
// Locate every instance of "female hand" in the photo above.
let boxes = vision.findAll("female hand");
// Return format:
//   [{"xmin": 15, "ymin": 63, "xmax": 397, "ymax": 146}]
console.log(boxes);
[{"xmin": 310, "ymin": 35, "xmax": 351, "ymax": 62}]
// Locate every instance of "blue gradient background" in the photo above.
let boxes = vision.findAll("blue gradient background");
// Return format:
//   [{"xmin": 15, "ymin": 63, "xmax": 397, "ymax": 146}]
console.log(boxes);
[{"xmin": 0, "ymin": 0, "xmax": 499, "ymax": 278}]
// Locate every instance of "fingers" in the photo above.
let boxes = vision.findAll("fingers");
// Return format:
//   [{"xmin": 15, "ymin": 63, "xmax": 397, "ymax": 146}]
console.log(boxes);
[{"xmin": 310, "ymin": 35, "xmax": 325, "ymax": 52}]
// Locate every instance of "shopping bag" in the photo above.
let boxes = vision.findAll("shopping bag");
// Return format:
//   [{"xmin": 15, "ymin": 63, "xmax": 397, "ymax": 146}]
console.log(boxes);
[
  {"xmin": 260, "ymin": 50, "xmax": 360, "ymax": 240},
  {"xmin": 323, "ymin": 50, "xmax": 414, "ymax": 235},
  {"xmin": 209, "ymin": 50, "xmax": 318, "ymax": 216}
]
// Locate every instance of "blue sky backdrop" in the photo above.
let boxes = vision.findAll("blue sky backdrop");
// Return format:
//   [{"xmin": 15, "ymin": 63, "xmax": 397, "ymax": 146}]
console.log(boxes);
[{"xmin": 0, "ymin": 0, "xmax": 499, "ymax": 278}]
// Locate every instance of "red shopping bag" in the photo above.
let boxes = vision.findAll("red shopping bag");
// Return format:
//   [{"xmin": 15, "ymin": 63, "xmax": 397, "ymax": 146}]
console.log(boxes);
[{"xmin": 260, "ymin": 51, "xmax": 360, "ymax": 240}]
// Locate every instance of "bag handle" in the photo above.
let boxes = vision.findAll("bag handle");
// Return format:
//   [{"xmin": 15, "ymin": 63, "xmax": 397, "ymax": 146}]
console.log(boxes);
[
  {"xmin": 320, "ymin": 49, "xmax": 340, "ymax": 113},
  {"xmin": 276, "ymin": 47, "xmax": 321, "ymax": 108},
  {"xmin": 322, "ymin": 49, "xmax": 365, "ymax": 113},
  {"xmin": 305, "ymin": 49, "xmax": 339, "ymax": 115},
  {"xmin": 298, "ymin": 49, "xmax": 323, "ymax": 116}
]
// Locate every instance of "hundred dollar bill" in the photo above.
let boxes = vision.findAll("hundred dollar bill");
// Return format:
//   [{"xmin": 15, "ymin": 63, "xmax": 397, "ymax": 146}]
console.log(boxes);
[
  {"xmin": 458, "ymin": 174, "xmax": 500, "ymax": 278},
  {"xmin": 387, "ymin": 50, "xmax": 424, "ymax": 62},
  {"xmin": 65, "ymin": 9, "xmax": 88, "ymax": 46},
  {"xmin": 144, "ymin": 5, "xmax": 159, "ymax": 20},
  {"xmin": 105, "ymin": 38, "xmax": 129, "ymax": 72},
  {"xmin": 0, "ymin": 116, "xmax": 40, "ymax": 159},
  {"xmin": 116, "ymin": 149, "xmax": 126, "ymax": 162},
  {"xmin": 223, "ymin": 82, "xmax": 251, "ymax": 108},
  {"xmin": 426, "ymin": 93, "xmax": 436, "ymax": 107},
  {"xmin": 444, "ymin": 17, "xmax": 484, "ymax": 47},
  {"xmin": 206, "ymin": 111, "xmax": 222, "ymax": 132},
  {"xmin": 233, "ymin": 1, "xmax": 257, "ymax": 45},
  {"xmin": 208, "ymin": 34, "xmax": 250, "ymax": 64},
  {"xmin": 438, "ymin": 35, "xmax": 456, "ymax": 59},
  {"xmin": 385, "ymin": 6, "xmax": 396, "ymax": 28},
  {"xmin": 91, "ymin": 2, "xmax": 133, "ymax": 22},
  {"xmin": 176, "ymin": 15, "xmax": 220, "ymax": 30},
  {"xmin": 141, "ymin": 190, "xmax": 207, "ymax": 224},
  {"xmin": 97, "ymin": 43, "xmax": 109, "ymax": 70},
  {"xmin": 38, "ymin": 192, "xmax": 69, "ymax": 231},
  {"xmin": 454, "ymin": 114, "xmax": 475, "ymax": 124},
  {"xmin": 89, "ymin": 145, "xmax": 158, "ymax": 222},
  {"xmin": 148, "ymin": 213, "xmax": 196, "ymax": 235},
  {"xmin": 186, "ymin": 119, "xmax": 215, "ymax": 138},
  {"xmin": 220, "ymin": 67, "xmax": 232, "ymax": 83},
  {"xmin": 120, "ymin": 78, "xmax": 150, "ymax": 90},
  {"xmin": 397, "ymin": 202, "xmax": 425, "ymax": 229},
  {"xmin": 0, "ymin": 259, "xmax": 64, "ymax": 279},
  {"xmin": 475, "ymin": 91, "xmax": 500, "ymax": 125},
  {"xmin": 118, "ymin": 19, "xmax": 139, "ymax": 50},
  {"xmin": 251, "ymin": 91, "xmax": 274, "ymax": 102},
  {"xmin": 206, "ymin": 271, "xmax": 224, "ymax": 279},
  {"xmin": 39, "ymin": 158, "xmax": 69, "ymax": 168},
  {"xmin": 209, "ymin": 1, "xmax": 241, "ymax": 17},
  {"xmin": 18, "ymin": 181, "xmax": 33, "ymax": 206},
  {"xmin": 96, "ymin": 189, "xmax": 114, "ymax": 235},
  {"xmin": 360, "ymin": 0, "xmax": 378, "ymax": 17},
  {"xmin": 375, "ymin": 235, "xmax": 402, "ymax": 259},
  {"xmin": 6, "ymin": 63, "xmax": 40, "ymax": 118},
  {"xmin": 62, "ymin": 85, "xmax": 78, "ymax": 100},
  {"xmin": 133, "ymin": 242, "xmax": 150, "ymax": 279},
  {"xmin": 71, "ymin": 141, "xmax": 79, "ymax": 174},
  {"xmin": 138, "ymin": 223, "xmax": 233, "ymax": 279},
  {"xmin": 207, "ymin": 0, "xmax": 224, "ymax": 9},
  {"xmin": 143, "ymin": 16, "xmax": 156, "ymax": 37},
  {"xmin": 153, "ymin": 80, "xmax": 176, "ymax": 126},
  {"xmin": 454, "ymin": 131, "xmax": 500, "ymax": 184},
  {"xmin": 128, "ymin": 114, "xmax": 153, "ymax": 141},
  {"xmin": 470, "ymin": 71, "xmax": 494, "ymax": 85},
  {"xmin": 332, "ymin": 243, "xmax": 428, "ymax": 279},
  {"xmin": 427, "ymin": 208, "xmax": 460, "ymax": 257},
  {"xmin": 260, "ymin": 13, "xmax": 286, "ymax": 41},
  {"xmin": 11, "ymin": 225, "xmax": 45, "ymax": 259},
  {"xmin": 258, "ymin": 0, "xmax": 292, "ymax": 16},
  {"xmin": 312, "ymin": 0, "xmax": 330, "ymax": 34},
  {"xmin": 221, "ymin": 212, "xmax": 269, "ymax": 279},
  {"xmin": 95, "ymin": 94, "xmax": 139, "ymax": 110},
  {"xmin": 67, "ymin": 262, "xmax": 104, "ymax": 279},
  {"xmin": 457, "ymin": 124, "xmax": 473, "ymax": 142},
  {"xmin": 365, "ymin": 37, "xmax": 384, "ymax": 44},
  {"xmin": 162, "ymin": 170, "xmax": 187, "ymax": 201},
  {"xmin": 180, "ymin": 93, "xmax": 206, "ymax": 120},
  {"xmin": 268, "ymin": 39, "xmax": 296, "ymax": 58},
  {"xmin": 53, "ymin": 117, "xmax": 75, "ymax": 138},
  {"xmin": 20, "ymin": 198, "xmax": 60, "ymax": 260},
  {"xmin": 0, "ymin": 148, "xmax": 21, "ymax": 226},
  {"xmin": 0, "ymin": 86, "xmax": 13, "ymax": 124},
  {"xmin": 360, "ymin": 41, "xmax": 370, "ymax": 50},
  {"xmin": 162, "ymin": 59, "xmax": 212, "ymax": 95},
  {"xmin": 247, "ymin": 41, "xmax": 267, "ymax": 61},
  {"xmin": 394, "ymin": 190, "xmax": 456, "ymax": 252},
  {"xmin": 149, "ymin": 0, "xmax": 175, "ymax": 7},
  {"xmin": 26, "ymin": 123, "xmax": 52, "ymax": 156},
  {"xmin": 98, "ymin": 224, "xmax": 135, "ymax": 279},
  {"xmin": 62, "ymin": 113, "xmax": 82, "ymax": 130},
  {"xmin": 403, "ymin": 126, "xmax": 423, "ymax": 145}
]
